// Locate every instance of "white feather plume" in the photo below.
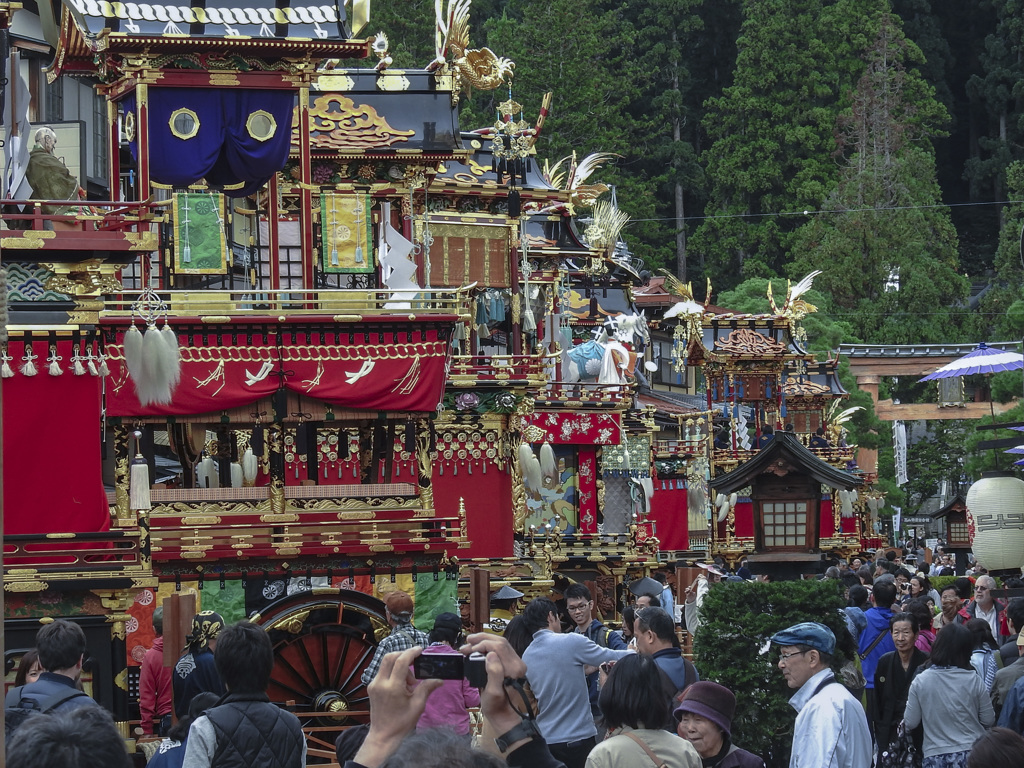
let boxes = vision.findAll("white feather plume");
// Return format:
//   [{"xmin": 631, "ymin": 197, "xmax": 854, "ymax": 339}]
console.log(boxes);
[{"xmin": 539, "ymin": 443, "xmax": 557, "ymax": 485}]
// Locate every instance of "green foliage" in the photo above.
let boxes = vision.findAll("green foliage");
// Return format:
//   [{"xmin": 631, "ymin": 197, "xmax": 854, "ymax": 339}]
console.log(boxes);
[
  {"xmin": 963, "ymin": 400, "xmax": 1024, "ymax": 478},
  {"xmin": 694, "ymin": 579, "xmax": 848, "ymax": 768},
  {"xmin": 903, "ymin": 421, "xmax": 970, "ymax": 511}
]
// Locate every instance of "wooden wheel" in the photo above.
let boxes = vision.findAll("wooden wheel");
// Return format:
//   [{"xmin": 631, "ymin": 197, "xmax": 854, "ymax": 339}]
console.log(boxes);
[{"xmin": 258, "ymin": 589, "xmax": 388, "ymax": 764}]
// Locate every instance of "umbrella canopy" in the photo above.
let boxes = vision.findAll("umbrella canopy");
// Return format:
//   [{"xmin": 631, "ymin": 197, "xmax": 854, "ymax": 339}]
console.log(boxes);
[
  {"xmin": 919, "ymin": 342, "xmax": 1024, "ymax": 382},
  {"xmin": 1016, "ymin": 458, "xmax": 1024, "ymax": 466},
  {"xmin": 627, "ymin": 576, "xmax": 662, "ymax": 597},
  {"xmin": 1005, "ymin": 445, "xmax": 1024, "ymax": 455}
]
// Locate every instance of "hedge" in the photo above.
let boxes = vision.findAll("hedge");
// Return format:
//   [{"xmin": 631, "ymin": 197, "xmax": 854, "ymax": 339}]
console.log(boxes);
[{"xmin": 693, "ymin": 579, "xmax": 849, "ymax": 768}]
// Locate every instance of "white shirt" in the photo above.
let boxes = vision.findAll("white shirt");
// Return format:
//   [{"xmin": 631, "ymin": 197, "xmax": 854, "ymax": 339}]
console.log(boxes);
[
  {"xmin": 788, "ymin": 669, "xmax": 871, "ymax": 768},
  {"xmin": 976, "ymin": 602, "xmax": 1000, "ymax": 642}
]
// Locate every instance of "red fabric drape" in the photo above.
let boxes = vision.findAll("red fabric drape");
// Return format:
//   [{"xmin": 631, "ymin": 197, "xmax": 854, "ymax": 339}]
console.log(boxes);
[
  {"xmin": 577, "ymin": 446, "xmax": 598, "ymax": 534},
  {"xmin": 521, "ymin": 412, "xmax": 621, "ymax": 444},
  {"xmin": 106, "ymin": 327, "xmax": 451, "ymax": 417},
  {"xmin": 2, "ymin": 341, "xmax": 110, "ymax": 535},
  {"xmin": 432, "ymin": 465, "xmax": 513, "ymax": 560},
  {"xmin": 648, "ymin": 485, "xmax": 689, "ymax": 551}
]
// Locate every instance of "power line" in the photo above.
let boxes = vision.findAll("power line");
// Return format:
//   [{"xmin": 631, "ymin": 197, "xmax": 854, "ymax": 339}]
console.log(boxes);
[{"xmin": 624, "ymin": 199, "xmax": 1024, "ymax": 225}]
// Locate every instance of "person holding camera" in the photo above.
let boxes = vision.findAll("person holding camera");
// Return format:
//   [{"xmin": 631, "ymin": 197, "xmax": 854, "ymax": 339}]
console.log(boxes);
[{"xmin": 413, "ymin": 612, "xmax": 480, "ymax": 739}]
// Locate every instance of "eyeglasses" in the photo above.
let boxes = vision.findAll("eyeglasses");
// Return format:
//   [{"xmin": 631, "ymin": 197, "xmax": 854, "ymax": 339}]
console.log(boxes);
[
  {"xmin": 778, "ymin": 650, "xmax": 809, "ymax": 663},
  {"xmin": 567, "ymin": 603, "xmax": 590, "ymax": 613}
]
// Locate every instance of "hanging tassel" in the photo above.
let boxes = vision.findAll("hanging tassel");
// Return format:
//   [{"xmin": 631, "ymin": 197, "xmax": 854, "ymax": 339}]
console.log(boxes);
[
  {"xmin": 161, "ymin": 322, "xmax": 182, "ymax": 389},
  {"xmin": 1, "ymin": 345, "xmax": 14, "ymax": 378},
  {"xmin": 140, "ymin": 323, "xmax": 173, "ymax": 406},
  {"xmin": 130, "ymin": 433, "xmax": 152, "ymax": 510},
  {"xmin": 198, "ymin": 456, "xmax": 220, "ymax": 489},
  {"xmin": 98, "ymin": 356, "xmax": 110, "ymax": 376},
  {"xmin": 72, "ymin": 353, "xmax": 86, "ymax": 375},
  {"xmin": 508, "ymin": 189, "xmax": 521, "ymax": 218},
  {"xmin": 540, "ymin": 442, "xmax": 557, "ymax": 486},
  {"xmin": 230, "ymin": 462, "xmax": 243, "ymax": 488},
  {"xmin": 47, "ymin": 345, "xmax": 63, "ymax": 376},
  {"xmin": 241, "ymin": 447, "xmax": 258, "ymax": 485},
  {"xmin": 124, "ymin": 324, "xmax": 144, "ymax": 384},
  {"xmin": 20, "ymin": 346, "xmax": 37, "ymax": 377}
]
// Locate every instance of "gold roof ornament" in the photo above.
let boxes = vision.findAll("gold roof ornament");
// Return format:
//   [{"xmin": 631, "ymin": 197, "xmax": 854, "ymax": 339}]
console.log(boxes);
[
  {"xmin": 431, "ymin": 0, "xmax": 514, "ymax": 100},
  {"xmin": 542, "ymin": 151, "xmax": 619, "ymax": 211}
]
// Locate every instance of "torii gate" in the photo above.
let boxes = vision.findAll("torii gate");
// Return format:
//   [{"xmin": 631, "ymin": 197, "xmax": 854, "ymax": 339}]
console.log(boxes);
[{"xmin": 838, "ymin": 342, "xmax": 1021, "ymax": 476}]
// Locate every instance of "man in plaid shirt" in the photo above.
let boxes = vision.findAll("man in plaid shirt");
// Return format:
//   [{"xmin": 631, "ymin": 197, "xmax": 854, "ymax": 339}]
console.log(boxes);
[{"xmin": 361, "ymin": 591, "xmax": 429, "ymax": 687}]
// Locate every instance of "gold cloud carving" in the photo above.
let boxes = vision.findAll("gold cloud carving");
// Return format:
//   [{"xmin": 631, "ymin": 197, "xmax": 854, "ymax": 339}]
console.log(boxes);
[{"xmin": 295, "ymin": 94, "xmax": 415, "ymax": 151}]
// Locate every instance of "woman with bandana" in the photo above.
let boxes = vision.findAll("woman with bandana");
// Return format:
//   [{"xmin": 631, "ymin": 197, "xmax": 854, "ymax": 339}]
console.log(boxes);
[{"xmin": 172, "ymin": 611, "xmax": 225, "ymax": 718}]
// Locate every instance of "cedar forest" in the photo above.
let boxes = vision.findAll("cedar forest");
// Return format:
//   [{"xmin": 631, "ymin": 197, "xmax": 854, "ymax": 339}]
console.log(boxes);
[{"xmin": 362, "ymin": 0, "xmax": 1024, "ymax": 510}]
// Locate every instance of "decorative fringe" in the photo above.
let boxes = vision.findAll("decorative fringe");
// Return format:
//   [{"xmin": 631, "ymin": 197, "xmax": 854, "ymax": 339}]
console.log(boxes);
[{"xmin": 130, "ymin": 454, "xmax": 152, "ymax": 510}]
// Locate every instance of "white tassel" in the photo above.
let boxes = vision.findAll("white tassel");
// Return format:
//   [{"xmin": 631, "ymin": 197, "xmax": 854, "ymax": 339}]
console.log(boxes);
[
  {"xmin": 98, "ymin": 357, "xmax": 109, "ymax": 377},
  {"xmin": 87, "ymin": 354, "xmax": 99, "ymax": 376},
  {"xmin": 2, "ymin": 348, "xmax": 14, "ymax": 378},
  {"xmin": 140, "ymin": 325, "xmax": 172, "ymax": 405},
  {"xmin": 241, "ymin": 448, "xmax": 258, "ymax": 485},
  {"xmin": 124, "ymin": 324, "xmax": 144, "ymax": 383},
  {"xmin": 72, "ymin": 355, "xmax": 86, "ymax": 375},
  {"xmin": 197, "ymin": 456, "xmax": 219, "ymax": 489},
  {"xmin": 539, "ymin": 442, "xmax": 557, "ymax": 486},
  {"xmin": 47, "ymin": 348, "xmax": 63, "ymax": 376},
  {"xmin": 130, "ymin": 454, "xmax": 152, "ymax": 510},
  {"xmin": 518, "ymin": 443, "xmax": 542, "ymax": 492},
  {"xmin": 230, "ymin": 462, "xmax": 243, "ymax": 488},
  {"xmin": 161, "ymin": 324, "xmax": 181, "ymax": 389},
  {"xmin": 20, "ymin": 350, "xmax": 37, "ymax": 377}
]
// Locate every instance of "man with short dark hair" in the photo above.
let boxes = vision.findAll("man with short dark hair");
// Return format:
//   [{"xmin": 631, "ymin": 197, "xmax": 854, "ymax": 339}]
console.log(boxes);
[
  {"xmin": 634, "ymin": 607, "xmax": 698, "ymax": 694},
  {"xmin": 361, "ymin": 591, "xmax": 428, "ymax": 687},
  {"xmin": 772, "ymin": 622, "xmax": 871, "ymax": 768},
  {"xmin": 182, "ymin": 620, "xmax": 306, "ymax": 768},
  {"xmin": 520, "ymin": 597, "xmax": 632, "ymax": 768},
  {"xmin": 858, "ymin": 580, "xmax": 896, "ymax": 742},
  {"xmin": 139, "ymin": 605, "xmax": 173, "ymax": 735},
  {"xmin": 934, "ymin": 583, "xmax": 970, "ymax": 630},
  {"xmin": 6, "ymin": 706, "xmax": 131, "ymax": 768},
  {"xmin": 564, "ymin": 583, "xmax": 626, "ymax": 727},
  {"xmin": 4, "ymin": 619, "xmax": 99, "ymax": 719}
]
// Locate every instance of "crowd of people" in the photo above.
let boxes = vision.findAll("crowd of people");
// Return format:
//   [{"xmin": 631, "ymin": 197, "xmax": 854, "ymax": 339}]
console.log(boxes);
[{"xmin": 5, "ymin": 556, "xmax": 1024, "ymax": 768}]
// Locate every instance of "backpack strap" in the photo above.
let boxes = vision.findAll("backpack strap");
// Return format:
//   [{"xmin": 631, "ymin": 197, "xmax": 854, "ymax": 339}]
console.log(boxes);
[
  {"xmin": 859, "ymin": 628, "xmax": 888, "ymax": 661},
  {"xmin": 623, "ymin": 731, "xmax": 667, "ymax": 768},
  {"xmin": 38, "ymin": 687, "xmax": 88, "ymax": 713}
]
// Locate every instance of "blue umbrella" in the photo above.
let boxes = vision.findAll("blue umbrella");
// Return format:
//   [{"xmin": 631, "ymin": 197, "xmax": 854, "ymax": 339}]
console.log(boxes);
[
  {"xmin": 919, "ymin": 342, "xmax": 1023, "ymax": 381},
  {"xmin": 1006, "ymin": 445, "xmax": 1024, "ymax": 455}
]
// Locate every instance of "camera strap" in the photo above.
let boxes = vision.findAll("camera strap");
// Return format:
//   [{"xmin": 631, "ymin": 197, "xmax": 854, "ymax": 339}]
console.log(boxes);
[{"xmin": 503, "ymin": 676, "xmax": 538, "ymax": 721}]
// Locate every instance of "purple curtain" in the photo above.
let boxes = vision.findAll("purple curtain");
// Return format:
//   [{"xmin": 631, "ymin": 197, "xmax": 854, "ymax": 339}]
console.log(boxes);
[{"xmin": 145, "ymin": 88, "xmax": 294, "ymax": 197}]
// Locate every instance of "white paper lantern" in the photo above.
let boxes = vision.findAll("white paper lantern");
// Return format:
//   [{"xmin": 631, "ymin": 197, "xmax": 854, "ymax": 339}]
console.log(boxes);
[{"xmin": 966, "ymin": 473, "xmax": 1024, "ymax": 572}]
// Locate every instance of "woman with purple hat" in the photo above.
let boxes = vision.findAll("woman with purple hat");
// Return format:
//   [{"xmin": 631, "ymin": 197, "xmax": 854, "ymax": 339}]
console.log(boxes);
[{"xmin": 674, "ymin": 681, "xmax": 765, "ymax": 768}]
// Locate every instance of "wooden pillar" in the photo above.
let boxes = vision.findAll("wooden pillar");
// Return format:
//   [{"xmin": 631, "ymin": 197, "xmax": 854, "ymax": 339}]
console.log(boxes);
[
  {"xmin": 163, "ymin": 592, "xmax": 196, "ymax": 722},
  {"xmin": 469, "ymin": 568, "xmax": 490, "ymax": 634},
  {"xmin": 855, "ymin": 374, "xmax": 880, "ymax": 477}
]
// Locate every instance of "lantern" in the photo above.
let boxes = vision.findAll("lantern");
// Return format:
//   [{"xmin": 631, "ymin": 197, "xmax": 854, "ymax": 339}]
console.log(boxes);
[{"xmin": 966, "ymin": 472, "xmax": 1024, "ymax": 573}]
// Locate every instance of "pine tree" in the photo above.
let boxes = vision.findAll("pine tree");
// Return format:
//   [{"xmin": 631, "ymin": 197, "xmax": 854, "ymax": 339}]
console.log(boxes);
[
  {"xmin": 790, "ymin": 12, "xmax": 968, "ymax": 345},
  {"xmin": 689, "ymin": 0, "xmax": 884, "ymax": 289}
]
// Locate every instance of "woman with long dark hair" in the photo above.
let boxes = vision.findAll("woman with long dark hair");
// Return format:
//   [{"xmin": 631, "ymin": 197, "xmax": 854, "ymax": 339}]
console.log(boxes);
[
  {"xmin": 586, "ymin": 654, "xmax": 700, "ymax": 768},
  {"xmin": 904, "ymin": 623, "xmax": 995, "ymax": 768}
]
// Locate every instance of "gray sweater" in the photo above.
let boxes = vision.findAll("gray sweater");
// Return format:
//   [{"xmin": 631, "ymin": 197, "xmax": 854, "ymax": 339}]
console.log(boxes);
[{"xmin": 903, "ymin": 666, "xmax": 995, "ymax": 758}]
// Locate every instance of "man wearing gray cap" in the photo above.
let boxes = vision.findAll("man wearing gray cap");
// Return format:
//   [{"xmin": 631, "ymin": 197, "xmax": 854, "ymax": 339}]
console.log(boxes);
[{"xmin": 771, "ymin": 622, "xmax": 871, "ymax": 768}]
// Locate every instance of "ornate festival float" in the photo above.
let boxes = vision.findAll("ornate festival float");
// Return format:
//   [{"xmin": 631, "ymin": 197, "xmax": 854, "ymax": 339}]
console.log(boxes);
[{"xmin": 0, "ymin": 0, "xmax": 696, "ymax": 756}]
